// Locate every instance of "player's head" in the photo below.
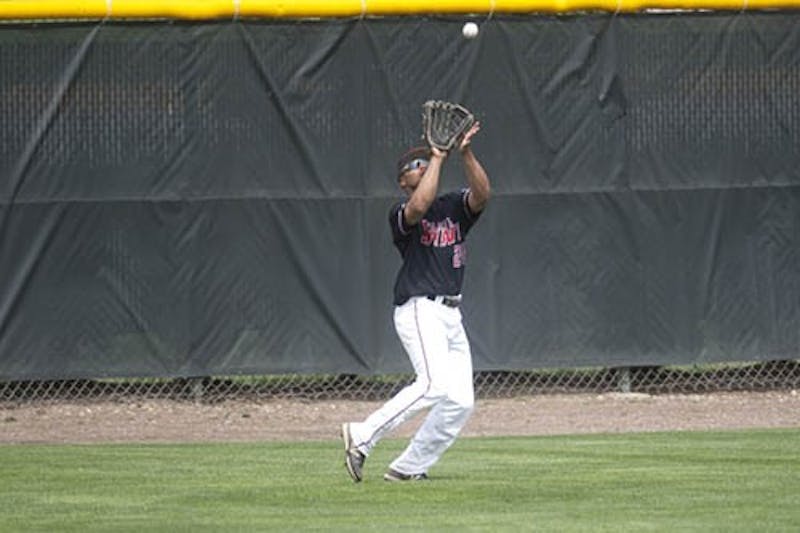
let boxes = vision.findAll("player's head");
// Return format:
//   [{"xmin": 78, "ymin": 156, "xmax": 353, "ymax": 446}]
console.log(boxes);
[{"xmin": 396, "ymin": 146, "xmax": 431, "ymax": 194}]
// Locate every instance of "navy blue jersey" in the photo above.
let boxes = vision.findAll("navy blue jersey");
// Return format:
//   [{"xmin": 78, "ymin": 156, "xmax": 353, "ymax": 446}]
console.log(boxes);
[{"xmin": 389, "ymin": 189, "xmax": 482, "ymax": 305}]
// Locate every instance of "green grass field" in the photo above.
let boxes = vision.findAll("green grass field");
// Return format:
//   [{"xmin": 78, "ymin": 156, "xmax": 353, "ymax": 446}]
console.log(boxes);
[{"xmin": 1, "ymin": 429, "xmax": 798, "ymax": 532}]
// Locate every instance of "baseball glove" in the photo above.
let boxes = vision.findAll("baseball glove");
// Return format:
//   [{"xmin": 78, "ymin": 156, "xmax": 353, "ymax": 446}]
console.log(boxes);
[{"xmin": 421, "ymin": 100, "xmax": 476, "ymax": 152}]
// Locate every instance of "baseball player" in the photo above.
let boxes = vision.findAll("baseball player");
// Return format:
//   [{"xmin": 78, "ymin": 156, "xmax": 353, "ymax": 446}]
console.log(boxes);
[{"xmin": 341, "ymin": 121, "xmax": 490, "ymax": 482}]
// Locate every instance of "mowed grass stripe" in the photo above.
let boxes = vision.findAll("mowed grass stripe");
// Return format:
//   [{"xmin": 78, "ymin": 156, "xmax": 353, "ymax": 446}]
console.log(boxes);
[{"xmin": 0, "ymin": 428, "xmax": 798, "ymax": 532}]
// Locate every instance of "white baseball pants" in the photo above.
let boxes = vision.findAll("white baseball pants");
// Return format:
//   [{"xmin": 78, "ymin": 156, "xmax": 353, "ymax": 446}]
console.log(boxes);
[{"xmin": 348, "ymin": 296, "xmax": 475, "ymax": 475}]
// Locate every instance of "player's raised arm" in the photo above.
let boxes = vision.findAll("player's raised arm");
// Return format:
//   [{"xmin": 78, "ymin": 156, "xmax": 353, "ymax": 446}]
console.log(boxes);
[
  {"xmin": 402, "ymin": 148, "xmax": 446, "ymax": 226},
  {"xmin": 459, "ymin": 122, "xmax": 490, "ymax": 214}
]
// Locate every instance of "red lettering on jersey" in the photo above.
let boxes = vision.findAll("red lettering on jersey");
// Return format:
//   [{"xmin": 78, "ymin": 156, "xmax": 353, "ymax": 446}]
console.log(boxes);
[
  {"xmin": 420, "ymin": 218, "xmax": 462, "ymax": 248},
  {"xmin": 420, "ymin": 220, "xmax": 437, "ymax": 246}
]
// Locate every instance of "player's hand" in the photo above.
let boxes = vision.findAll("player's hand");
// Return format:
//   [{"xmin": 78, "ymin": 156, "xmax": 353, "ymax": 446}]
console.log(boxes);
[
  {"xmin": 430, "ymin": 146, "xmax": 448, "ymax": 159},
  {"xmin": 459, "ymin": 121, "xmax": 481, "ymax": 152}
]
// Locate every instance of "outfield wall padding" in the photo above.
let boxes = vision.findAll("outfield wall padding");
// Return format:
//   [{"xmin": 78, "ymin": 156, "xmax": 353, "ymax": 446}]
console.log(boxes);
[{"xmin": 1, "ymin": 13, "xmax": 799, "ymax": 380}]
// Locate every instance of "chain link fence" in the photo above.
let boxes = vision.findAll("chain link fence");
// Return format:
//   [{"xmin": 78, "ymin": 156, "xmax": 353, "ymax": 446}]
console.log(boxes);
[{"xmin": 1, "ymin": 360, "xmax": 798, "ymax": 406}]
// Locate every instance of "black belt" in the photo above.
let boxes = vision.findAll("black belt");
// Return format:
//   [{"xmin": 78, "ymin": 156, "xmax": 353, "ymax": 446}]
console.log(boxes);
[{"xmin": 426, "ymin": 295, "xmax": 461, "ymax": 308}]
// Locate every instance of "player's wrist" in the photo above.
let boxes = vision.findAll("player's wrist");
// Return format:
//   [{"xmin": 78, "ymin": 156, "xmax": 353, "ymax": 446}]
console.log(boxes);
[{"xmin": 430, "ymin": 148, "xmax": 447, "ymax": 160}]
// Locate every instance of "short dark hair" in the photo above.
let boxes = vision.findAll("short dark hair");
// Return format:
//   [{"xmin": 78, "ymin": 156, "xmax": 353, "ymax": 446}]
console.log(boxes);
[{"xmin": 396, "ymin": 146, "xmax": 432, "ymax": 176}]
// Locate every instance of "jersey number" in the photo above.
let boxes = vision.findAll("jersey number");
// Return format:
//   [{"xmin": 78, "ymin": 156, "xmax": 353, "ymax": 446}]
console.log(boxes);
[{"xmin": 453, "ymin": 243, "xmax": 466, "ymax": 268}]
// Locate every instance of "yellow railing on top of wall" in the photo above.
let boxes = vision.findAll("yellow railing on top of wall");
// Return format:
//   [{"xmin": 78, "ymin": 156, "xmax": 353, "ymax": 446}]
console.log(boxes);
[{"xmin": 0, "ymin": 0, "xmax": 799, "ymax": 21}]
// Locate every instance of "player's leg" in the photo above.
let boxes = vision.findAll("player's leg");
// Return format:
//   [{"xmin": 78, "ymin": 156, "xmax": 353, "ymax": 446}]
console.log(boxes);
[
  {"xmin": 386, "ymin": 309, "xmax": 474, "ymax": 477},
  {"xmin": 346, "ymin": 297, "xmax": 449, "ymax": 456}
]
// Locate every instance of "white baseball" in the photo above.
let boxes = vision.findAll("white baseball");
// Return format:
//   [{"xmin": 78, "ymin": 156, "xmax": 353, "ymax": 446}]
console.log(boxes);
[{"xmin": 462, "ymin": 22, "xmax": 479, "ymax": 39}]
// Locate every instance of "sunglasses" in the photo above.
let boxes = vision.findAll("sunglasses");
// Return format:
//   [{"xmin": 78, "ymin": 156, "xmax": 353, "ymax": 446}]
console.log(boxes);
[{"xmin": 401, "ymin": 158, "xmax": 429, "ymax": 173}]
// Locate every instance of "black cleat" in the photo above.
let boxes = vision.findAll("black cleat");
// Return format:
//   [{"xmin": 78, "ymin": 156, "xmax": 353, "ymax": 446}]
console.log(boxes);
[
  {"xmin": 341, "ymin": 423, "xmax": 366, "ymax": 483},
  {"xmin": 383, "ymin": 468, "xmax": 429, "ymax": 482}
]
